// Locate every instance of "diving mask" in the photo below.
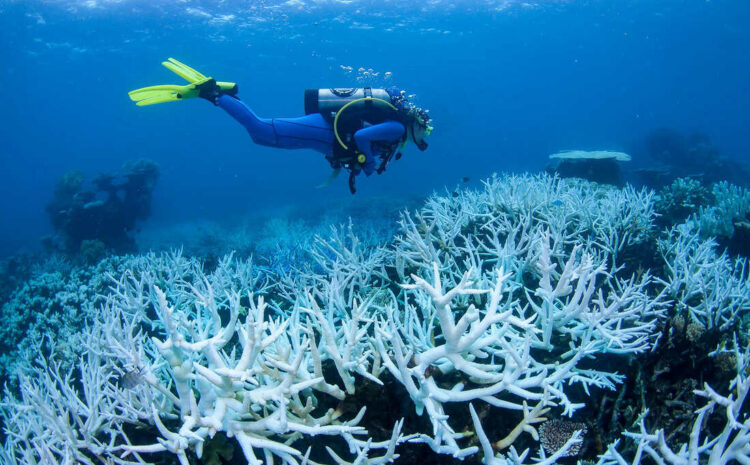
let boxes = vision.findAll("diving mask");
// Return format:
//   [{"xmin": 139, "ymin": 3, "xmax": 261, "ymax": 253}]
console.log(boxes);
[{"xmin": 414, "ymin": 116, "xmax": 432, "ymax": 151}]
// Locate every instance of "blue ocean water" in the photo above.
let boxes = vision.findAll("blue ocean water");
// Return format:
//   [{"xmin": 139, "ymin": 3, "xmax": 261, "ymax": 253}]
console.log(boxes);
[
  {"xmin": 3, "ymin": 3, "xmax": 750, "ymax": 463},
  {"xmin": 1, "ymin": 0, "xmax": 749, "ymax": 257}
]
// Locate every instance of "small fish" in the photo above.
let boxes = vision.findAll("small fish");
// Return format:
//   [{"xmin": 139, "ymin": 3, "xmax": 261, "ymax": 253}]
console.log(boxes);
[
  {"xmin": 550, "ymin": 200, "xmax": 563, "ymax": 207},
  {"xmin": 462, "ymin": 177, "xmax": 470, "ymax": 183},
  {"xmin": 119, "ymin": 369, "xmax": 144, "ymax": 389},
  {"xmin": 452, "ymin": 190, "xmax": 459, "ymax": 198}
]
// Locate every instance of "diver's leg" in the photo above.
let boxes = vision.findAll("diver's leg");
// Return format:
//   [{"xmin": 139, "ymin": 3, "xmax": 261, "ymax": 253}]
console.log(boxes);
[
  {"xmin": 216, "ymin": 95, "xmax": 276, "ymax": 145},
  {"xmin": 216, "ymin": 95, "xmax": 333, "ymax": 154},
  {"xmin": 270, "ymin": 114, "xmax": 334, "ymax": 153}
]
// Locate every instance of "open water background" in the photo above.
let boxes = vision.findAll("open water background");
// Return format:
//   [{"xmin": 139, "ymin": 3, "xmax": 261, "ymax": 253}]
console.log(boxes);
[{"xmin": 1, "ymin": 0, "xmax": 749, "ymax": 257}]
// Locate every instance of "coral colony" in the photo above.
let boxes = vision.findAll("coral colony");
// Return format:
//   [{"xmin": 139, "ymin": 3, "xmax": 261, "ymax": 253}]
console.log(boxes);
[{"xmin": 2, "ymin": 173, "xmax": 750, "ymax": 465}]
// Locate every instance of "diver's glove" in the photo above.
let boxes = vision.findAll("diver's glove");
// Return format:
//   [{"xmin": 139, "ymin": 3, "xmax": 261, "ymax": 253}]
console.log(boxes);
[{"xmin": 128, "ymin": 58, "xmax": 237, "ymax": 106}]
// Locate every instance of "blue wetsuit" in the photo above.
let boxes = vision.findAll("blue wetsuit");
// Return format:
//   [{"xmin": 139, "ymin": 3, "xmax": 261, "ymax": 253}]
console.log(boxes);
[{"xmin": 216, "ymin": 95, "xmax": 405, "ymax": 178}]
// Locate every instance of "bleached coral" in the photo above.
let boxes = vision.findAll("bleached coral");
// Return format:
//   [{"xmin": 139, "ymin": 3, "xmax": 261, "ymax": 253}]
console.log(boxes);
[
  {"xmin": 395, "ymin": 174, "xmax": 656, "ymax": 284},
  {"xmin": 375, "ymin": 231, "xmax": 663, "ymax": 459},
  {"xmin": 2, "ymin": 251, "xmax": 405, "ymax": 465},
  {"xmin": 597, "ymin": 336, "xmax": 750, "ymax": 465},
  {"xmin": 0, "ymin": 173, "xmax": 687, "ymax": 465},
  {"xmin": 528, "ymin": 232, "xmax": 664, "ymax": 353},
  {"xmin": 693, "ymin": 181, "xmax": 750, "ymax": 240},
  {"xmin": 659, "ymin": 223, "xmax": 750, "ymax": 330}
]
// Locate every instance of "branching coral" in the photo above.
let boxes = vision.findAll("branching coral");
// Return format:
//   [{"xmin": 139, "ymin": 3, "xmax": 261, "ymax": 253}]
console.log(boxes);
[
  {"xmin": 659, "ymin": 223, "xmax": 750, "ymax": 331},
  {"xmin": 655, "ymin": 177, "xmax": 712, "ymax": 226},
  {"xmin": 597, "ymin": 336, "xmax": 750, "ymax": 465},
  {"xmin": 4, "ymin": 172, "xmax": 745, "ymax": 465},
  {"xmin": 694, "ymin": 181, "xmax": 750, "ymax": 241}
]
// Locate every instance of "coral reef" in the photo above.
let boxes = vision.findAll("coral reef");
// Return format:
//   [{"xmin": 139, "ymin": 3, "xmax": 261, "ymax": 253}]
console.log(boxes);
[
  {"xmin": 546, "ymin": 150, "xmax": 631, "ymax": 186},
  {"xmin": 45, "ymin": 159, "xmax": 160, "ymax": 255},
  {"xmin": 0, "ymin": 255, "xmax": 127, "ymax": 384},
  {"xmin": 597, "ymin": 336, "xmax": 750, "ymax": 465},
  {"xmin": 659, "ymin": 223, "xmax": 750, "ymax": 331},
  {"xmin": 654, "ymin": 177, "xmax": 713, "ymax": 226},
  {"xmin": 655, "ymin": 178, "xmax": 750, "ymax": 258},
  {"xmin": 1, "ymin": 173, "xmax": 749, "ymax": 465},
  {"xmin": 637, "ymin": 128, "xmax": 750, "ymax": 188},
  {"xmin": 0, "ymin": 255, "xmax": 36, "ymax": 309},
  {"xmin": 135, "ymin": 194, "xmax": 415, "ymax": 265},
  {"xmin": 693, "ymin": 182, "xmax": 750, "ymax": 252}
]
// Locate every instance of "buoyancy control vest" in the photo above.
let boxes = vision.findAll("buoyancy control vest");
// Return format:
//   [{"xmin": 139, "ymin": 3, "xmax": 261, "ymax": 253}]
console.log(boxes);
[{"xmin": 304, "ymin": 88, "xmax": 406, "ymax": 166}]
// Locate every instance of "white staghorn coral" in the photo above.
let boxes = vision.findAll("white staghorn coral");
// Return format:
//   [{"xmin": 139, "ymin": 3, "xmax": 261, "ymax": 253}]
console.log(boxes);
[
  {"xmin": 374, "ymin": 230, "xmax": 662, "ymax": 459},
  {"xmin": 597, "ymin": 336, "xmax": 750, "ymax": 465},
  {"xmin": 659, "ymin": 222, "xmax": 750, "ymax": 331},
  {"xmin": 694, "ymin": 181, "xmax": 750, "ymax": 240},
  {"xmin": 0, "ymin": 173, "xmax": 699, "ymax": 465}
]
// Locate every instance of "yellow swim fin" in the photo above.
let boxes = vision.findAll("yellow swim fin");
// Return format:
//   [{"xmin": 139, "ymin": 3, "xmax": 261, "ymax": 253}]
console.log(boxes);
[
  {"xmin": 161, "ymin": 57, "xmax": 208, "ymax": 83},
  {"xmin": 128, "ymin": 81, "xmax": 208, "ymax": 106},
  {"xmin": 128, "ymin": 58, "xmax": 237, "ymax": 106}
]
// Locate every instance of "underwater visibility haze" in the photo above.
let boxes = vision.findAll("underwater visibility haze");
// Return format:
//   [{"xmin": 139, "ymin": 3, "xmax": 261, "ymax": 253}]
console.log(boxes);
[{"xmin": 1, "ymin": 1, "xmax": 750, "ymax": 464}]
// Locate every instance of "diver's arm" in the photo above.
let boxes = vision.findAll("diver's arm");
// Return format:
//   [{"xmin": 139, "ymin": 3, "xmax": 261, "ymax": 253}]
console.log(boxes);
[{"xmin": 353, "ymin": 121, "xmax": 405, "ymax": 175}]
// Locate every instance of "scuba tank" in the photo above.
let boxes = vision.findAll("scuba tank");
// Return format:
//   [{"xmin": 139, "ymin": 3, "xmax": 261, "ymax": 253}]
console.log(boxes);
[
  {"xmin": 304, "ymin": 87, "xmax": 394, "ymax": 119},
  {"xmin": 305, "ymin": 87, "xmax": 405, "ymax": 168}
]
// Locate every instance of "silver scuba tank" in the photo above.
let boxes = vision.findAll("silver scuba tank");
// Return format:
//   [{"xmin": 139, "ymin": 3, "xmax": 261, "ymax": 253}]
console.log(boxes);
[{"xmin": 304, "ymin": 87, "xmax": 393, "ymax": 119}]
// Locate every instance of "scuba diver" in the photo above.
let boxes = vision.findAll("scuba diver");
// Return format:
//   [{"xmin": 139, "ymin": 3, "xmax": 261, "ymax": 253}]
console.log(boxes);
[{"xmin": 129, "ymin": 58, "xmax": 433, "ymax": 194}]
